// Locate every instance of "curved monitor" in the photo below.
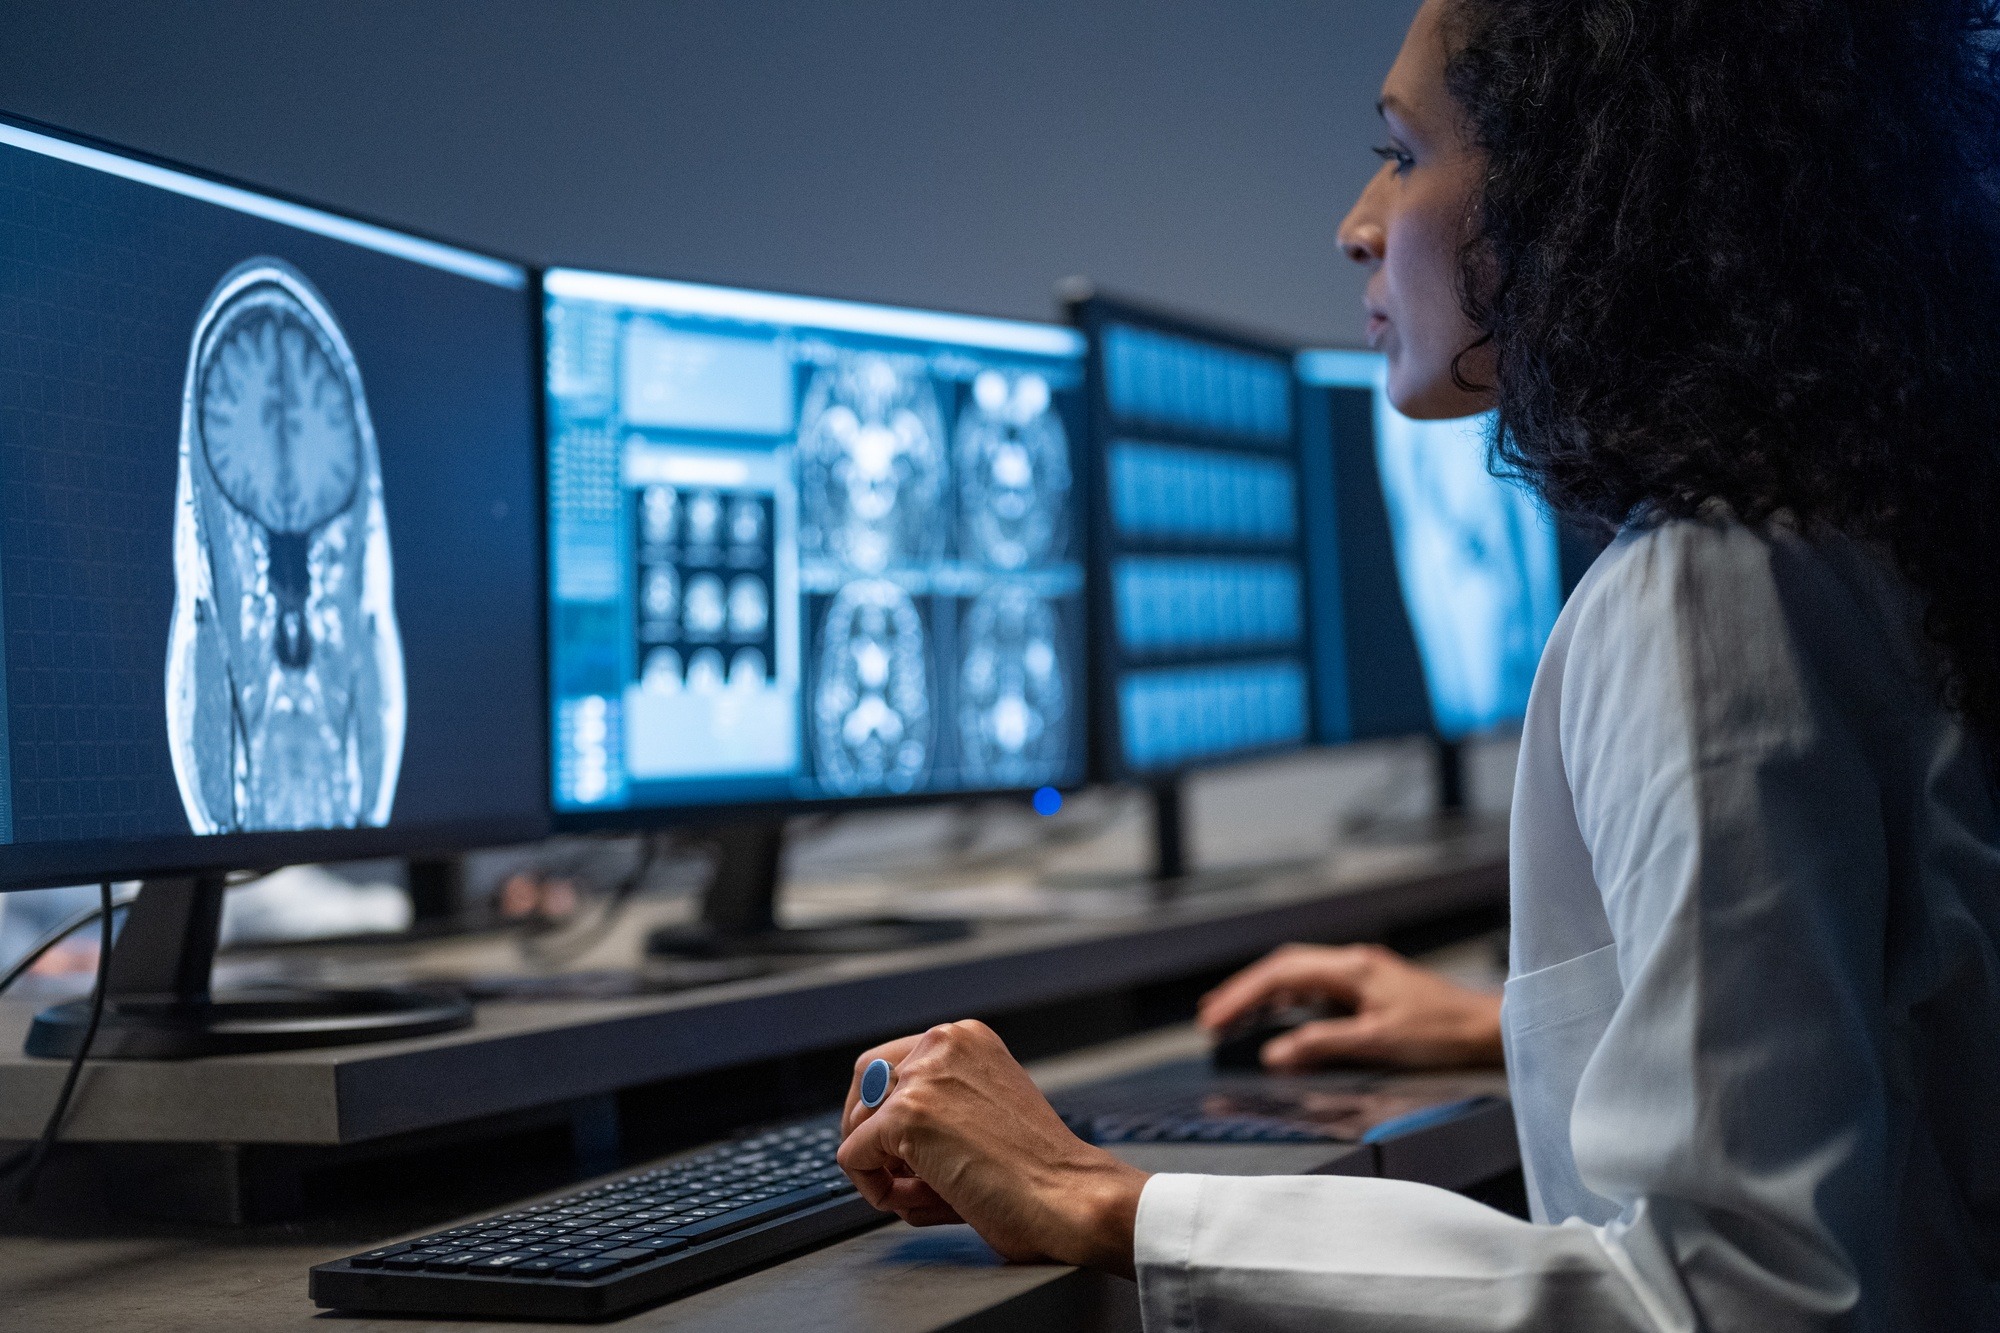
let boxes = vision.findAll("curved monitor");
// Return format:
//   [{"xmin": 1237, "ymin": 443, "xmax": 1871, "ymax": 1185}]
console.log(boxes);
[
  {"xmin": 1298, "ymin": 350, "xmax": 1562, "ymax": 740},
  {"xmin": 544, "ymin": 269, "xmax": 1089, "ymax": 824},
  {"xmin": 0, "ymin": 115, "xmax": 547, "ymax": 890}
]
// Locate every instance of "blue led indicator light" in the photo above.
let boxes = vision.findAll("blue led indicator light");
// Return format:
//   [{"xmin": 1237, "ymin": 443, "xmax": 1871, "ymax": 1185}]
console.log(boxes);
[{"xmin": 1032, "ymin": 786, "xmax": 1063, "ymax": 817}]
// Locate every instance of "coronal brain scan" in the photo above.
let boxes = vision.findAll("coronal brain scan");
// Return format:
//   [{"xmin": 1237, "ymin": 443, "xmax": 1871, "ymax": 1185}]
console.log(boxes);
[
  {"xmin": 165, "ymin": 257, "xmax": 407, "ymax": 834},
  {"xmin": 956, "ymin": 370, "xmax": 1070, "ymax": 570},
  {"xmin": 799, "ymin": 353, "xmax": 946, "ymax": 572},
  {"xmin": 958, "ymin": 585, "xmax": 1067, "ymax": 785},
  {"xmin": 812, "ymin": 579, "xmax": 931, "ymax": 793}
]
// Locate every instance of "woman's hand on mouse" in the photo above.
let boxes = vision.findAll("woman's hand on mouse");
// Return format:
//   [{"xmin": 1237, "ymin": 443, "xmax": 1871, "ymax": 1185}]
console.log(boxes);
[
  {"xmin": 1197, "ymin": 943, "xmax": 1504, "ymax": 1071},
  {"xmin": 837, "ymin": 1020, "xmax": 1149, "ymax": 1276}
]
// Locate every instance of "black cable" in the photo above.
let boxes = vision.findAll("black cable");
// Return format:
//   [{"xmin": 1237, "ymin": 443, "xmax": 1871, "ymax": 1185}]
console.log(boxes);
[
  {"xmin": 0, "ymin": 897, "xmax": 131, "ymax": 996},
  {"xmin": 0, "ymin": 881, "xmax": 114, "ymax": 1201},
  {"xmin": 517, "ymin": 833, "xmax": 669, "ymax": 965}
]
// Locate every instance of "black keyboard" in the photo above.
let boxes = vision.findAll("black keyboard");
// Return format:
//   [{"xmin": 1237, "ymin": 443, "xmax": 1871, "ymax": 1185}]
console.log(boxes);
[
  {"xmin": 310, "ymin": 1114, "xmax": 885, "ymax": 1321},
  {"xmin": 1055, "ymin": 1058, "xmax": 1504, "ymax": 1146}
]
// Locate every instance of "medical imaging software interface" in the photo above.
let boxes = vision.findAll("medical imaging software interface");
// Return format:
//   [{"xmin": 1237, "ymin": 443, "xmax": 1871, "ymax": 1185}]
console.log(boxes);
[
  {"xmin": 1298, "ymin": 351, "xmax": 1562, "ymax": 739},
  {"xmin": 545, "ymin": 270, "xmax": 1089, "ymax": 811},
  {"xmin": 1094, "ymin": 319, "xmax": 1312, "ymax": 773},
  {"xmin": 0, "ymin": 120, "xmax": 544, "ymax": 851}
]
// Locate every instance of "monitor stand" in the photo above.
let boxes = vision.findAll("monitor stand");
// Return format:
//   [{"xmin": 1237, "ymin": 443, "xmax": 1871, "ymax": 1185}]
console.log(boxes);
[
  {"xmin": 1149, "ymin": 779, "xmax": 1189, "ymax": 886},
  {"xmin": 24, "ymin": 874, "xmax": 473, "ymax": 1059},
  {"xmin": 1433, "ymin": 737, "xmax": 1468, "ymax": 817},
  {"xmin": 405, "ymin": 856, "xmax": 466, "ymax": 930},
  {"xmin": 647, "ymin": 821, "xmax": 972, "ymax": 958}
]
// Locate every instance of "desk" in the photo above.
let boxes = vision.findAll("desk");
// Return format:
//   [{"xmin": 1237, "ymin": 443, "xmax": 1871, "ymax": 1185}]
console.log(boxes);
[
  {"xmin": 0, "ymin": 1026, "xmax": 1511, "ymax": 1333},
  {"xmin": 0, "ymin": 831, "xmax": 1511, "ymax": 1328},
  {"xmin": 0, "ymin": 830, "xmax": 1503, "ymax": 1150}
]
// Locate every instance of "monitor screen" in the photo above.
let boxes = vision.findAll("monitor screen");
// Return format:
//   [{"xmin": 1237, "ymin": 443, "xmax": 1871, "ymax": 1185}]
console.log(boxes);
[
  {"xmin": 1070, "ymin": 295, "xmax": 1313, "ymax": 777},
  {"xmin": 1297, "ymin": 350, "xmax": 1562, "ymax": 740},
  {"xmin": 544, "ymin": 269, "xmax": 1089, "ymax": 817},
  {"xmin": 0, "ymin": 116, "xmax": 546, "ymax": 889},
  {"xmin": 1294, "ymin": 353, "xmax": 1433, "ymax": 746}
]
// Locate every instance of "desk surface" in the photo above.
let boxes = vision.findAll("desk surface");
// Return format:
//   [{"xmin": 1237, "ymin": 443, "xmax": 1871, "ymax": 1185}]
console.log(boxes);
[
  {"xmin": 0, "ymin": 828, "xmax": 1505, "ymax": 1146},
  {"xmin": 0, "ymin": 1026, "xmax": 1508, "ymax": 1333}
]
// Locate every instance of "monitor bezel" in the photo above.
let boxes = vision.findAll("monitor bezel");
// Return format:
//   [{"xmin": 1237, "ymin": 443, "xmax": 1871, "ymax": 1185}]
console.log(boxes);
[
  {"xmin": 1062, "ymin": 286, "xmax": 1319, "ymax": 785},
  {"xmin": 0, "ymin": 107, "xmax": 553, "ymax": 891},
  {"xmin": 541, "ymin": 264, "xmax": 1094, "ymax": 836}
]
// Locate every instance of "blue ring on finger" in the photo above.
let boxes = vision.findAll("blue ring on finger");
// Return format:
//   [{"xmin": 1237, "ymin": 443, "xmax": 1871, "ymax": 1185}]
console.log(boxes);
[{"xmin": 860, "ymin": 1058, "xmax": 893, "ymax": 1108}]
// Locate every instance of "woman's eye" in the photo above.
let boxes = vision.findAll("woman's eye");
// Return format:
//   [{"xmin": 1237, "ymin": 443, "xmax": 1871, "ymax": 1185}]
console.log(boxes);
[{"xmin": 1372, "ymin": 144, "xmax": 1415, "ymax": 174}]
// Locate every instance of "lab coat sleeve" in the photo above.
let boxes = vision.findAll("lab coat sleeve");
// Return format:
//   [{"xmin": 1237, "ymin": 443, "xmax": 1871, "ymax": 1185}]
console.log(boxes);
[{"xmin": 1134, "ymin": 521, "xmax": 1896, "ymax": 1332}]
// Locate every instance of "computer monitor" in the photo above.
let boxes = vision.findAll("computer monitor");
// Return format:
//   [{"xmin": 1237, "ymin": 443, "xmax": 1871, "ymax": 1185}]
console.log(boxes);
[
  {"xmin": 1062, "ymin": 288, "xmax": 1313, "ymax": 882},
  {"xmin": 1064, "ymin": 291, "xmax": 1314, "ymax": 783},
  {"xmin": 0, "ymin": 113, "xmax": 546, "ymax": 1052},
  {"xmin": 1296, "ymin": 350, "xmax": 1564, "ymax": 744},
  {"xmin": 543, "ymin": 268, "xmax": 1089, "ymax": 948}
]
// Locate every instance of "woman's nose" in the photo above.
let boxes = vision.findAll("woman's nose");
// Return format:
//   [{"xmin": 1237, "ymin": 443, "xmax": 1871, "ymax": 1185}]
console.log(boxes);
[
  {"xmin": 1342, "ymin": 222, "xmax": 1385, "ymax": 265},
  {"xmin": 1338, "ymin": 171, "xmax": 1389, "ymax": 265}
]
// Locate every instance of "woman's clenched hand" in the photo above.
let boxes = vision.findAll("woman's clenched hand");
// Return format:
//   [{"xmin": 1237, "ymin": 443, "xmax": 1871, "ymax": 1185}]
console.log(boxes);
[{"xmin": 836, "ymin": 1020, "xmax": 1149, "ymax": 1277}]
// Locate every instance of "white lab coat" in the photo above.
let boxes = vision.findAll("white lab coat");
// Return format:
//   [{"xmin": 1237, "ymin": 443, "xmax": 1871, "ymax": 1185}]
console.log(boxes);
[{"xmin": 1134, "ymin": 516, "xmax": 2000, "ymax": 1330}]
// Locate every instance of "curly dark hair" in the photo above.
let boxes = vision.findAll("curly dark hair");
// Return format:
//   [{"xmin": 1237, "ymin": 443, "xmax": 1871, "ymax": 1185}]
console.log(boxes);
[{"xmin": 1442, "ymin": 0, "xmax": 2000, "ymax": 759}]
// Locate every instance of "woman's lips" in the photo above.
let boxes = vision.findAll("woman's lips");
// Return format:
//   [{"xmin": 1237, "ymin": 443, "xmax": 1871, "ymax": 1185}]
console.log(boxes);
[{"xmin": 1365, "ymin": 311, "xmax": 1389, "ymax": 348}]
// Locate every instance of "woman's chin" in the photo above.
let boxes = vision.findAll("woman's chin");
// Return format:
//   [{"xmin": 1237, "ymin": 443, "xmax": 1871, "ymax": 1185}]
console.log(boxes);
[{"xmin": 1386, "ymin": 353, "xmax": 1494, "ymax": 421}]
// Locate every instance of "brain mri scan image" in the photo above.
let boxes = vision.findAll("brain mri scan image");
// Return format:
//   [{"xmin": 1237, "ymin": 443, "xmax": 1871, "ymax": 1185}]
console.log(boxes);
[
  {"xmin": 688, "ymin": 647, "xmax": 727, "ymax": 694},
  {"xmin": 165, "ymin": 257, "xmax": 407, "ymax": 834},
  {"xmin": 728, "ymin": 575, "xmax": 770, "ymax": 639},
  {"xmin": 641, "ymin": 485, "xmax": 678, "ymax": 546},
  {"xmin": 956, "ymin": 370, "xmax": 1069, "ymax": 570},
  {"xmin": 812, "ymin": 579, "xmax": 932, "ymax": 793},
  {"xmin": 1375, "ymin": 409, "xmax": 1560, "ymax": 735},
  {"xmin": 799, "ymin": 354, "xmax": 946, "ymax": 572},
  {"xmin": 642, "ymin": 646, "xmax": 684, "ymax": 693},
  {"xmin": 686, "ymin": 490, "xmax": 723, "ymax": 548},
  {"xmin": 683, "ymin": 574, "xmax": 727, "ymax": 639},
  {"xmin": 959, "ymin": 585, "xmax": 1066, "ymax": 785}
]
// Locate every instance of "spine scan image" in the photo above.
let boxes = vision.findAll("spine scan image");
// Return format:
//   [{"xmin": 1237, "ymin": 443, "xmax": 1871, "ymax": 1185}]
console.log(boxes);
[
  {"xmin": 165, "ymin": 258, "xmax": 407, "ymax": 834},
  {"xmin": 798, "ymin": 353, "xmax": 946, "ymax": 573},
  {"xmin": 812, "ymin": 579, "xmax": 931, "ymax": 793},
  {"xmin": 956, "ymin": 370, "xmax": 1070, "ymax": 570},
  {"xmin": 958, "ymin": 584, "xmax": 1067, "ymax": 785}
]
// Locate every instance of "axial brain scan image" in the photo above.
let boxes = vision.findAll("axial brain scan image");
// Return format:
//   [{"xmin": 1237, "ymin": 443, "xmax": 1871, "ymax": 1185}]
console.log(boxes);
[
  {"xmin": 959, "ymin": 584, "xmax": 1066, "ymax": 785},
  {"xmin": 798, "ymin": 353, "xmax": 946, "ymax": 573},
  {"xmin": 165, "ymin": 258, "xmax": 407, "ymax": 834},
  {"xmin": 956, "ymin": 370, "xmax": 1069, "ymax": 570},
  {"xmin": 812, "ymin": 579, "xmax": 931, "ymax": 793}
]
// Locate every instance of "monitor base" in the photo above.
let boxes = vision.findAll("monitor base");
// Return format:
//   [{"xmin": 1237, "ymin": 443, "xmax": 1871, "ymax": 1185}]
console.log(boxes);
[
  {"xmin": 20, "ymin": 873, "xmax": 473, "ymax": 1060},
  {"xmin": 25, "ymin": 987, "xmax": 472, "ymax": 1060},
  {"xmin": 647, "ymin": 918, "xmax": 971, "ymax": 959}
]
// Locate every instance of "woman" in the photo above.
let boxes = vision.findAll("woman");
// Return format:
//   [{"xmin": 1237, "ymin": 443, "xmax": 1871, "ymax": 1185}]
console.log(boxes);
[{"xmin": 837, "ymin": 0, "xmax": 2000, "ymax": 1326}]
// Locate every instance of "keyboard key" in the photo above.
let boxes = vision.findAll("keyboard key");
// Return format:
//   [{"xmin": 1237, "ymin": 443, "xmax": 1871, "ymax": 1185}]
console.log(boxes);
[
  {"xmin": 511, "ymin": 1257, "xmax": 568, "ymax": 1276},
  {"xmin": 597, "ymin": 1248, "xmax": 656, "ymax": 1266},
  {"xmin": 555, "ymin": 1257, "xmax": 622, "ymax": 1276},
  {"xmin": 379, "ymin": 1254, "xmax": 433, "ymax": 1271},
  {"xmin": 346, "ymin": 1244, "xmax": 414, "ymax": 1267},
  {"xmin": 467, "ymin": 1253, "xmax": 530, "ymax": 1272},
  {"xmin": 666, "ymin": 1185, "xmax": 839, "ymax": 1243},
  {"xmin": 421, "ymin": 1252, "xmax": 482, "ymax": 1272},
  {"xmin": 631, "ymin": 1237, "xmax": 690, "ymax": 1254}
]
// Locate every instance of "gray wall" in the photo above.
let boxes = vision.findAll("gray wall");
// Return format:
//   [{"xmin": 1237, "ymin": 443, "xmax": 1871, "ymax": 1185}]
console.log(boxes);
[{"xmin": 2, "ymin": 0, "xmax": 1413, "ymax": 345}]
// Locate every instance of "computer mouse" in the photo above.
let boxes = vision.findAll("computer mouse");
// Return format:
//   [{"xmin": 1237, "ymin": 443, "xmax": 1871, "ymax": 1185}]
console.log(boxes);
[{"xmin": 1211, "ymin": 999, "xmax": 1352, "ymax": 1070}]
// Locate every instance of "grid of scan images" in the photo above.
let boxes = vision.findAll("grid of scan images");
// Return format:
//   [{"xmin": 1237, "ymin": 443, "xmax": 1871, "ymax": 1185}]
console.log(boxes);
[{"xmin": 546, "ymin": 275, "xmax": 1087, "ymax": 809}]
